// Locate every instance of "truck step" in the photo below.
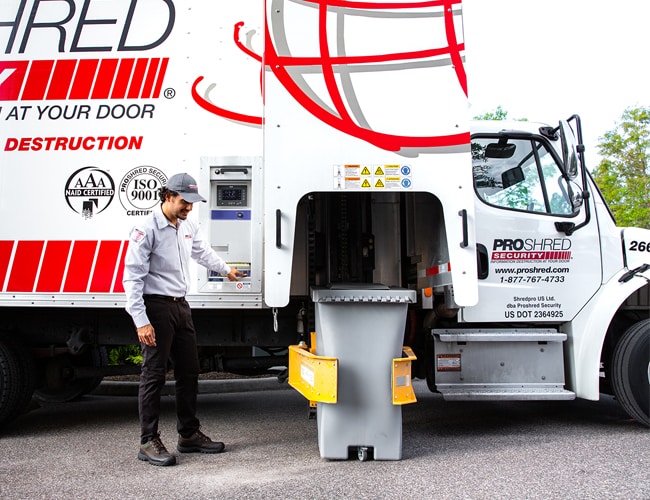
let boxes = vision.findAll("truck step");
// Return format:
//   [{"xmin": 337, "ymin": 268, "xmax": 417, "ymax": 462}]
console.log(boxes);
[
  {"xmin": 437, "ymin": 385, "xmax": 576, "ymax": 401},
  {"xmin": 434, "ymin": 328, "xmax": 566, "ymax": 342},
  {"xmin": 432, "ymin": 327, "xmax": 572, "ymax": 398}
]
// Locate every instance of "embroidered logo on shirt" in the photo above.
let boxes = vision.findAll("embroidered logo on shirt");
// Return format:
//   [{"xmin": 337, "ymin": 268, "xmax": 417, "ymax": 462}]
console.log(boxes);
[
  {"xmin": 185, "ymin": 235, "xmax": 193, "ymax": 239},
  {"xmin": 130, "ymin": 228, "xmax": 146, "ymax": 243}
]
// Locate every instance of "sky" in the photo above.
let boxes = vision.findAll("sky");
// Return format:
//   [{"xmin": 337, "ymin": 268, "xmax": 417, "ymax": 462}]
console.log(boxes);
[{"xmin": 462, "ymin": 0, "xmax": 650, "ymax": 166}]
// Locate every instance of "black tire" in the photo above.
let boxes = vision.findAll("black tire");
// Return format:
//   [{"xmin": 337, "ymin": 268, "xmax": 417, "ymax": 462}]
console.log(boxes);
[
  {"xmin": 34, "ymin": 346, "xmax": 107, "ymax": 404},
  {"xmin": 424, "ymin": 332, "xmax": 437, "ymax": 393},
  {"xmin": 0, "ymin": 341, "xmax": 22, "ymax": 427},
  {"xmin": 611, "ymin": 319, "xmax": 649, "ymax": 427},
  {"xmin": 1, "ymin": 337, "xmax": 36, "ymax": 422},
  {"xmin": 80, "ymin": 345, "xmax": 108, "ymax": 394}
]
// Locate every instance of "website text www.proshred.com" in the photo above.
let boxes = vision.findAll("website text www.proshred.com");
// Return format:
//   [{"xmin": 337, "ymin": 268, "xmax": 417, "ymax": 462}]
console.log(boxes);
[{"xmin": 494, "ymin": 266, "xmax": 570, "ymax": 284}]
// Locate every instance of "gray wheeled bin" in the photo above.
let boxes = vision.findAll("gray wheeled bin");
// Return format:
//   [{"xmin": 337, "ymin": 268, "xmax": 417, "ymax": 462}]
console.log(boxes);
[{"xmin": 312, "ymin": 284, "xmax": 416, "ymax": 460}]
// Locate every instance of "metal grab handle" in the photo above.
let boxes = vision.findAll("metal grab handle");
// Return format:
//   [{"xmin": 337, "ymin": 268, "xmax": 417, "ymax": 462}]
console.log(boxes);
[
  {"xmin": 458, "ymin": 209, "xmax": 468, "ymax": 248},
  {"xmin": 276, "ymin": 209, "xmax": 282, "ymax": 248},
  {"xmin": 213, "ymin": 167, "xmax": 249, "ymax": 174}
]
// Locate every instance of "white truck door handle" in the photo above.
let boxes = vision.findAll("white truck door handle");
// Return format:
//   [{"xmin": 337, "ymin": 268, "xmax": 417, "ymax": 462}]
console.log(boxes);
[{"xmin": 458, "ymin": 209, "xmax": 468, "ymax": 248}]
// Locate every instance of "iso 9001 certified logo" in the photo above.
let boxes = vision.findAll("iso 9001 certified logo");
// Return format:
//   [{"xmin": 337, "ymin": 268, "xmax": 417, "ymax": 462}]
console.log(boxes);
[
  {"xmin": 119, "ymin": 167, "xmax": 167, "ymax": 216},
  {"xmin": 65, "ymin": 166, "xmax": 115, "ymax": 220}
]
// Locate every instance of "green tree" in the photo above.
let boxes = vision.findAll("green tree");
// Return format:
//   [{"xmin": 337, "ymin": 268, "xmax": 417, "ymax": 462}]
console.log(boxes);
[
  {"xmin": 473, "ymin": 105, "xmax": 527, "ymax": 122},
  {"xmin": 592, "ymin": 106, "xmax": 650, "ymax": 229}
]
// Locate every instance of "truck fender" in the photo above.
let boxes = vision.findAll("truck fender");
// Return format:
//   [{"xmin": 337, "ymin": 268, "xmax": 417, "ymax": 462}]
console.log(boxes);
[{"xmin": 563, "ymin": 269, "xmax": 649, "ymax": 400}]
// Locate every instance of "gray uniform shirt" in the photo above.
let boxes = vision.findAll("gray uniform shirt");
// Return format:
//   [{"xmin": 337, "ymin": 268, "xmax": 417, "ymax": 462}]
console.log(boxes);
[{"xmin": 123, "ymin": 207, "xmax": 231, "ymax": 328}]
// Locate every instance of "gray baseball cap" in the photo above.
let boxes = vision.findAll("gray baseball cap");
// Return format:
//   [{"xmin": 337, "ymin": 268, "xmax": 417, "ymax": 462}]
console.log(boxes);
[{"xmin": 165, "ymin": 173, "xmax": 206, "ymax": 203}]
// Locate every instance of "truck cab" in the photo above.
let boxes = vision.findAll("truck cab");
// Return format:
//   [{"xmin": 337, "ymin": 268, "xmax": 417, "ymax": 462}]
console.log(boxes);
[{"xmin": 419, "ymin": 117, "xmax": 649, "ymax": 427}]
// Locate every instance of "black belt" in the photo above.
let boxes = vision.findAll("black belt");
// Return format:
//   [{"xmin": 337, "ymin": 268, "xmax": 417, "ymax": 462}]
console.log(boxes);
[{"xmin": 143, "ymin": 294, "xmax": 186, "ymax": 302}]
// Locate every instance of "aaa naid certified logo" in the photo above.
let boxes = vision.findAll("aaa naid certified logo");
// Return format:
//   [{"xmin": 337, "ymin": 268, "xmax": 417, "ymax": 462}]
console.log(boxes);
[
  {"xmin": 119, "ymin": 167, "xmax": 167, "ymax": 216},
  {"xmin": 65, "ymin": 166, "xmax": 115, "ymax": 219}
]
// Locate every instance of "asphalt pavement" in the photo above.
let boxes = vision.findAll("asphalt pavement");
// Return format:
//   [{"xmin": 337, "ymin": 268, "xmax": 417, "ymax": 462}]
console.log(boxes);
[{"xmin": 1, "ymin": 379, "xmax": 649, "ymax": 499}]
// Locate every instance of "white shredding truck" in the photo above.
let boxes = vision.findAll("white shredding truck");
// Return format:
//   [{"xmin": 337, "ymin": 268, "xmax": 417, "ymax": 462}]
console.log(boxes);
[{"xmin": 0, "ymin": 0, "xmax": 648, "ymax": 436}]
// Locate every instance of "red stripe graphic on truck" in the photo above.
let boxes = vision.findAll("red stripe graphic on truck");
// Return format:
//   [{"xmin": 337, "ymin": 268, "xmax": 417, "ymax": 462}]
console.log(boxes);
[
  {"xmin": 0, "ymin": 240, "xmax": 127, "ymax": 294},
  {"xmin": 0, "ymin": 58, "xmax": 168, "ymax": 101}
]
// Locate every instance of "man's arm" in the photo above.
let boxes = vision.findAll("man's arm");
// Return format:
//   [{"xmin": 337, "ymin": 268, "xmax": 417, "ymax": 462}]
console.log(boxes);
[
  {"xmin": 190, "ymin": 223, "xmax": 243, "ymax": 280},
  {"xmin": 123, "ymin": 226, "xmax": 153, "ymax": 329}
]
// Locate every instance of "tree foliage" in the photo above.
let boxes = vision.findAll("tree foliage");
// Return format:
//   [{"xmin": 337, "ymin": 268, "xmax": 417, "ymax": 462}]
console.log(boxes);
[
  {"xmin": 108, "ymin": 345, "xmax": 142, "ymax": 365},
  {"xmin": 473, "ymin": 105, "xmax": 527, "ymax": 122},
  {"xmin": 592, "ymin": 106, "xmax": 650, "ymax": 229},
  {"xmin": 474, "ymin": 105, "xmax": 509, "ymax": 121}
]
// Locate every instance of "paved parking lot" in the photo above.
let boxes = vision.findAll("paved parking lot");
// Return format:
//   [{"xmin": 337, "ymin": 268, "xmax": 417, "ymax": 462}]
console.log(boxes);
[{"xmin": 1, "ymin": 379, "xmax": 649, "ymax": 499}]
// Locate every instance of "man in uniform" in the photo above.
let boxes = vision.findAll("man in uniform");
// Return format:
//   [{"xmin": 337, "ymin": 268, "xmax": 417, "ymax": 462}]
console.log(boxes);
[{"xmin": 123, "ymin": 172, "xmax": 242, "ymax": 466}]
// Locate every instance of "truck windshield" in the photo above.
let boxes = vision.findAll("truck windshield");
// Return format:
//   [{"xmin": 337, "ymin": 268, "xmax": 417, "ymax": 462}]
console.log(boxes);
[{"xmin": 472, "ymin": 136, "xmax": 574, "ymax": 216}]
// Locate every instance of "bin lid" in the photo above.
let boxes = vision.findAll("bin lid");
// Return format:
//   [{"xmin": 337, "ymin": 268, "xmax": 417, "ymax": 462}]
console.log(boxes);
[
  {"xmin": 327, "ymin": 283, "xmax": 390, "ymax": 290},
  {"xmin": 311, "ymin": 285, "xmax": 416, "ymax": 303}
]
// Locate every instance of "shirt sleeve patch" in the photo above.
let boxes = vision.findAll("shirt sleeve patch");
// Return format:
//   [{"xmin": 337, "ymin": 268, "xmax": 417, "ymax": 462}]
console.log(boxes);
[{"xmin": 130, "ymin": 228, "xmax": 146, "ymax": 243}]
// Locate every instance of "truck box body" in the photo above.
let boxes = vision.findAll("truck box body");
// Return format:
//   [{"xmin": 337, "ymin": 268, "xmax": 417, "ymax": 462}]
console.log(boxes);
[{"xmin": 0, "ymin": 0, "xmax": 475, "ymax": 308}]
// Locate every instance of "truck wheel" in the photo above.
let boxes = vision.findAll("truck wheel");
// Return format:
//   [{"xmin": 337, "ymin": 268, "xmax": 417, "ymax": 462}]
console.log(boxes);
[
  {"xmin": 0, "ymin": 341, "xmax": 21, "ymax": 426},
  {"xmin": 611, "ymin": 319, "xmax": 649, "ymax": 427},
  {"xmin": 34, "ymin": 346, "xmax": 107, "ymax": 404},
  {"xmin": 1, "ymin": 337, "xmax": 36, "ymax": 422},
  {"xmin": 424, "ymin": 333, "xmax": 437, "ymax": 392}
]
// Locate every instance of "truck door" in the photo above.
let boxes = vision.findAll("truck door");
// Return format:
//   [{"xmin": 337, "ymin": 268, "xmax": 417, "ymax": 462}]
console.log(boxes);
[{"xmin": 462, "ymin": 128, "xmax": 601, "ymax": 323}]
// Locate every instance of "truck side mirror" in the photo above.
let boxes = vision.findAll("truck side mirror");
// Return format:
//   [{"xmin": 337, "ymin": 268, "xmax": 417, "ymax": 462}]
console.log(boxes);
[
  {"xmin": 501, "ymin": 166, "xmax": 524, "ymax": 189},
  {"xmin": 560, "ymin": 177, "xmax": 583, "ymax": 212},
  {"xmin": 559, "ymin": 120, "xmax": 579, "ymax": 179}
]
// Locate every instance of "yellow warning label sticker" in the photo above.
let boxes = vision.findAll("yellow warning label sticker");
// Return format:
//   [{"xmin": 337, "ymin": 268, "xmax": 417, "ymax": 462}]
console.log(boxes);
[{"xmin": 333, "ymin": 164, "xmax": 412, "ymax": 190}]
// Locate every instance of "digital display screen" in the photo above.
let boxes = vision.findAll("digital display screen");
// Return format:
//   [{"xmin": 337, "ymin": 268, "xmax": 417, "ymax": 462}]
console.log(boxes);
[
  {"xmin": 216, "ymin": 184, "xmax": 247, "ymax": 206},
  {"xmin": 221, "ymin": 188, "xmax": 242, "ymax": 201}
]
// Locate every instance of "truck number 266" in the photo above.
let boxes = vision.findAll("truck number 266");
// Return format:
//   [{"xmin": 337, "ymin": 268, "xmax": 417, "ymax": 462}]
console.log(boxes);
[{"xmin": 629, "ymin": 240, "xmax": 650, "ymax": 252}]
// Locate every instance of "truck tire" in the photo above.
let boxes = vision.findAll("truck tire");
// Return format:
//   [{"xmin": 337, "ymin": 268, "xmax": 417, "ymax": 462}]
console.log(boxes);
[
  {"xmin": 611, "ymin": 319, "xmax": 649, "ymax": 427},
  {"xmin": 34, "ymin": 346, "xmax": 107, "ymax": 404},
  {"xmin": 1, "ymin": 337, "xmax": 36, "ymax": 422},
  {"xmin": 0, "ymin": 340, "xmax": 21, "ymax": 427}
]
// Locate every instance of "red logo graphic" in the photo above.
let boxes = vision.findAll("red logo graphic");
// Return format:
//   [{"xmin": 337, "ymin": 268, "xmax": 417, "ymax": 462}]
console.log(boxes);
[
  {"xmin": 192, "ymin": 0, "xmax": 469, "ymax": 154},
  {"xmin": 0, "ymin": 58, "xmax": 168, "ymax": 101}
]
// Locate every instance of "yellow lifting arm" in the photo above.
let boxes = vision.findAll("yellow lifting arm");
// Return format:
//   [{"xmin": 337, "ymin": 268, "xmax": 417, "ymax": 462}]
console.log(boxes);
[
  {"xmin": 392, "ymin": 346, "xmax": 417, "ymax": 405},
  {"xmin": 288, "ymin": 344, "xmax": 338, "ymax": 404}
]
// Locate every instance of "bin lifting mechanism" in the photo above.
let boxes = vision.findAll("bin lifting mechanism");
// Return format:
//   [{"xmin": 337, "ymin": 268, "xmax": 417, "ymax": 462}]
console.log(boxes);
[{"xmin": 288, "ymin": 340, "xmax": 417, "ymax": 406}]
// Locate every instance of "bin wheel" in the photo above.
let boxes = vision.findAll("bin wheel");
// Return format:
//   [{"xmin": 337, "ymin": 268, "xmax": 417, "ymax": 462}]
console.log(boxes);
[{"xmin": 357, "ymin": 447, "xmax": 369, "ymax": 462}]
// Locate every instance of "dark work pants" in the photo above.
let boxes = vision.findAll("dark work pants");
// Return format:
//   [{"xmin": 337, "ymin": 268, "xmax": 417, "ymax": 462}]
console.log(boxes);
[{"xmin": 139, "ymin": 296, "xmax": 200, "ymax": 443}]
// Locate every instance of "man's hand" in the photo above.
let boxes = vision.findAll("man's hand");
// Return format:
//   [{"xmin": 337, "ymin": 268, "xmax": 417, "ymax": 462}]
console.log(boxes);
[
  {"xmin": 137, "ymin": 324, "xmax": 156, "ymax": 347},
  {"xmin": 226, "ymin": 268, "xmax": 245, "ymax": 281}
]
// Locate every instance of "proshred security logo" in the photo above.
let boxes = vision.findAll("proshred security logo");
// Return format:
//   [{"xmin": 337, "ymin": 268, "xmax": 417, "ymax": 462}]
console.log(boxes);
[
  {"xmin": 0, "ymin": 1, "xmax": 174, "ymax": 99},
  {"xmin": 1, "ymin": 1, "xmax": 177, "ymax": 154},
  {"xmin": 65, "ymin": 167, "xmax": 115, "ymax": 219},
  {"xmin": 491, "ymin": 238, "xmax": 572, "ymax": 262}
]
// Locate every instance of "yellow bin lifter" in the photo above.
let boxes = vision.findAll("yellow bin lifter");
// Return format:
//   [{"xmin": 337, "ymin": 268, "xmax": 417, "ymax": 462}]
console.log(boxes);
[{"xmin": 288, "ymin": 333, "xmax": 417, "ymax": 406}]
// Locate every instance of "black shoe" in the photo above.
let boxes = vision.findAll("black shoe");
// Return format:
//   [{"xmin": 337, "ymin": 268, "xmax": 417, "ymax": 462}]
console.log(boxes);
[
  {"xmin": 177, "ymin": 430, "xmax": 225, "ymax": 454},
  {"xmin": 138, "ymin": 434, "xmax": 176, "ymax": 466}
]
